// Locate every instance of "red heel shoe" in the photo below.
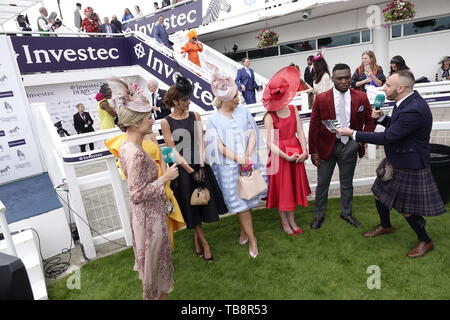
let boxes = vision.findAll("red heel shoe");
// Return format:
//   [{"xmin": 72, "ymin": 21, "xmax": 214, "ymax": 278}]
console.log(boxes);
[
  {"xmin": 293, "ymin": 228, "xmax": 304, "ymax": 234},
  {"xmin": 280, "ymin": 222, "xmax": 296, "ymax": 236}
]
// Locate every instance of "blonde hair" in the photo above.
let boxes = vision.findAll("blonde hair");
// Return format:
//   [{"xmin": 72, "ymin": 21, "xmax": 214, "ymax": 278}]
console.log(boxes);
[
  {"xmin": 212, "ymin": 97, "xmax": 222, "ymax": 108},
  {"xmin": 117, "ymin": 106, "xmax": 150, "ymax": 132}
]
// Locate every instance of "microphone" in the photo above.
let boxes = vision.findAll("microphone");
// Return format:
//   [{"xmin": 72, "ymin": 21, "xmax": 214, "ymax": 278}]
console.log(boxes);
[
  {"xmin": 161, "ymin": 146, "xmax": 176, "ymax": 164},
  {"xmin": 373, "ymin": 94, "xmax": 385, "ymax": 110}
]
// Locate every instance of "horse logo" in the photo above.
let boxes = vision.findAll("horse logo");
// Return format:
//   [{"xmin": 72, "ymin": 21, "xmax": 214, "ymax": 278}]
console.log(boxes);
[
  {"xmin": 0, "ymin": 75, "xmax": 7, "ymax": 82},
  {"xmin": 0, "ymin": 165, "xmax": 11, "ymax": 176},
  {"xmin": 4, "ymin": 102, "xmax": 13, "ymax": 113},
  {"xmin": 9, "ymin": 126, "xmax": 19, "ymax": 136},
  {"xmin": 17, "ymin": 149, "xmax": 25, "ymax": 160},
  {"xmin": 203, "ymin": 0, "xmax": 232, "ymax": 24}
]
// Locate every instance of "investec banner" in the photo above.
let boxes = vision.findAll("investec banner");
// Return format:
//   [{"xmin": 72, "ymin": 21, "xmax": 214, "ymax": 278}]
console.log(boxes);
[
  {"xmin": 123, "ymin": 0, "xmax": 203, "ymax": 35},
  {"xmin": 122, "ymin": 0, "xmax": 277, "ymax": 36},
  {"xmin": 11, "ymin": 36, "xmax": 130, "ymax": 74},
  {"xmin": 11, "ymin": 36, "xmax": 214, "ymax": 111},
  {"xmin": 0, "ymin": 36, "xmax": 43, "ymax": 184},
  {"xmin": 128, "ymin": 37, "xmax": 214, "ymax": 111}
]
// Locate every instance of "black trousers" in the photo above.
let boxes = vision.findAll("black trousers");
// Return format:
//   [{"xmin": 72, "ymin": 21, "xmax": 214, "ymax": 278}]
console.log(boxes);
[
  {"xmin": 80, "ymin": 143, "xmax": 94, "ymax": 153},
  {"xmin": 314, "ymin": 139, "xmax": 359, "ymax": 218}
]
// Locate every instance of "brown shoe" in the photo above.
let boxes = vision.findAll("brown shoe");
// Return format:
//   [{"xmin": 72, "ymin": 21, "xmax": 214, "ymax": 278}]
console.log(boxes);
[
  {"xmin": 407, "ymin": 241, "xmax": 433, "ymax": 258},
  {"xmin": 363, "ymin": 225, "xmax": 395, "ymax": 237}
]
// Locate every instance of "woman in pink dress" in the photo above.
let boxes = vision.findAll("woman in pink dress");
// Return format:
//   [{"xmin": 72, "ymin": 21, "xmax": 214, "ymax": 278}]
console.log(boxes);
[
  {"xmin": 263, "ymin": 66, "xmax": 311, "ymax": 235},
  {"xmin": 110, "ymin": 77, "xmax": 179, "ymax": 300}
]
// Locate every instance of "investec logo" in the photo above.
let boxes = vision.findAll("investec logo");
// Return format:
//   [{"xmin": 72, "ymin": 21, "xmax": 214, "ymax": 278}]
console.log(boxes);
[{"xmin": 21, "ymin": 45, "xmax": 120, "ymax": 64}]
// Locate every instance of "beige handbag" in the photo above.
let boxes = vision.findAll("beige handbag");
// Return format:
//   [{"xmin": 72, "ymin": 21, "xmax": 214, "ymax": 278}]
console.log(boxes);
[
  {"xmin": 190, "ymin": 187, "xmax": 211, "ymax": 205},
  {"xmin": 238, "ymin": 169, "xmax": 267, "ymax": 200}
]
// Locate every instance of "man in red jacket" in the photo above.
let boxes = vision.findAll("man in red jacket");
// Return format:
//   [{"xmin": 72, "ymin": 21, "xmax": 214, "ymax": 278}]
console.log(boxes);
[{"xmin": 308, "ymin": 63, "xmax": 376, "ymax": 229}]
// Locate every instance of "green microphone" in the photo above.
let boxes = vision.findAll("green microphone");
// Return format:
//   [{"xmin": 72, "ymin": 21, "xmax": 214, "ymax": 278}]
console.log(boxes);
[{"xmin": 161, "ymin": 146, "xmax": 176, "ymax": 164}]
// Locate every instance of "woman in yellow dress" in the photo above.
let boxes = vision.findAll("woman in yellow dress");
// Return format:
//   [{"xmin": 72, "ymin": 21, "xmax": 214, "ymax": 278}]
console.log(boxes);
[
  {"xmin": 96, "ymin": 83, "xmax": 117, "ymax": 130},
  {"xmin": 105, "ymin": 132, "xmax": 185, "ymax": 248}
]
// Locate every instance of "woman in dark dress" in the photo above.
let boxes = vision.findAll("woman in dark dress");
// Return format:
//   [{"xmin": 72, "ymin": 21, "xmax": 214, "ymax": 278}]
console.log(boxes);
[{"xmin": 160, "ymin": 76, "xmax": 228, "ymax": 262}]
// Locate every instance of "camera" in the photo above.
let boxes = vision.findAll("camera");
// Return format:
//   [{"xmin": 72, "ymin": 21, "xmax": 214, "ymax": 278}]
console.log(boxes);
[
  {"xmin": 301, "ymin": 9, "xmax": 312, "ymax": 21},
  {"xmin": 54, "ymin": 19, "xmax": 62, "ymax": 28}
]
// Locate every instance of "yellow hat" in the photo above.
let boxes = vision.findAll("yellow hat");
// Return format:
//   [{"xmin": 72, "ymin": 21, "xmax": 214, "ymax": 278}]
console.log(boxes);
[{"xmin": 187, "ymin": 29, "xmax": 198, "ymax": 40}]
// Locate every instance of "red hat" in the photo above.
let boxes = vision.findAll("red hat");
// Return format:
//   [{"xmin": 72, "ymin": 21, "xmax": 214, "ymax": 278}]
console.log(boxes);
[{"xmin": 262, "ymin": 66, "xmax": 300, "ymax": 111}]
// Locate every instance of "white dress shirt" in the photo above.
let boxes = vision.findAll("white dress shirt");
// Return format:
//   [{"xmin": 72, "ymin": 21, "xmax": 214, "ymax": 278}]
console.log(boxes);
[{"xmin": 333, "ymin": 87, "xmax": 351, "ymax": 128}]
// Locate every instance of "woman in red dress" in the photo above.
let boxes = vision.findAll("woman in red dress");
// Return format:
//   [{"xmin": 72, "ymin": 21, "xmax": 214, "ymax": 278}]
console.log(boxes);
[{"xmin": 263, "ymin": 66, "xmax": 311, "ymax": 235}]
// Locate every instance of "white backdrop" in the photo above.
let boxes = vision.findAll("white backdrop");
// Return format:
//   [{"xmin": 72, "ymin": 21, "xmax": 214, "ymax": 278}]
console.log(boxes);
[
  {"xmin": 0, "ymin": 36, "xmax": 43, "ymax": 185},
  {"xmin": 25, "ymin": 76, "xmax": 139, "ymax": 137}
]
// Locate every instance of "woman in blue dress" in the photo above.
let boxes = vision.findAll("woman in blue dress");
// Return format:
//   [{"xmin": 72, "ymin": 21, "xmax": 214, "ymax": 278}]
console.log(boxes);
[{"xmin": 205, "ymin": 65, "xmax": 267, "ymax": 258}]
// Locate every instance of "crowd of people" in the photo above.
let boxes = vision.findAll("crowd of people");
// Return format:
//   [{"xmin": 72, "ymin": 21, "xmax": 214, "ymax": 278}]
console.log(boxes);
[
  {"xmin": 33, "ymin": 0, "xmax": 449, "ymax": 302},
  {"xmin": 70, "ymin": 44, "xmax": 445, "ymax": 300}
]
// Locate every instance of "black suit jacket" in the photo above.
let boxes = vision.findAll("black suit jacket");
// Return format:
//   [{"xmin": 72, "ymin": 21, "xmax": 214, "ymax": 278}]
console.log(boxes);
[
  {"xmin": 304, "ymin": 65, "xmax": 315, "ymax": 87},
  {"xmin": 73, "ymin": 112, "xmax": 95, "ymax": 134},
  {"xmin": 100, "ymin": 23, "xmax": 120, "ymax": 34},
  {"xmin": 151, "ymin": 89, "xmax": 171, "ymax": 120},
  {"xmin": 111, "ymin": 19, "xmax": 123, "ymax": 33}
]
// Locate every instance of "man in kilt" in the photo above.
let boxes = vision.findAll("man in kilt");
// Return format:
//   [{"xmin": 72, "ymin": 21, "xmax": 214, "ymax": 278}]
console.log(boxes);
[{"xmin": 337, "ymin": 70, "xmax": 446, "ymax": 258}]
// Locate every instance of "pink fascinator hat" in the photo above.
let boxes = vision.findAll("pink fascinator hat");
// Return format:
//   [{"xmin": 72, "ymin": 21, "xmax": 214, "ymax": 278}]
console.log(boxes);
[
  {"xmin": 107, "ymin": 77, "xmax": 153, "ymax": 113},
  {"xmin": 207, "ymin": 62, "xmax": 237, "ymax": 102}
]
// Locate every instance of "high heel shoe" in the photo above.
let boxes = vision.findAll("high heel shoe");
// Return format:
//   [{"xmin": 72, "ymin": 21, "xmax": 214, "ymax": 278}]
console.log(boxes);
[
  {"xmin": 293, "ymin": 228, "xmax": 304, "ymax": 234},
  {"xmin": 203, "ymin": 254, "xmax": 214, "ymax": 262},
  {"xmin": 249, "ymin": 240, "xmax": 258, "ymax": 259},
  {"xmin": 239, "ymin": 237, "xmax": 249, "ymax": 245},
  {"xmin": 280, "ymin": 222, "xmax": 296, "ymax": 236},
  {"xmin": 193, "ymin": 235, "xmax": 203, "ymax": 257}
]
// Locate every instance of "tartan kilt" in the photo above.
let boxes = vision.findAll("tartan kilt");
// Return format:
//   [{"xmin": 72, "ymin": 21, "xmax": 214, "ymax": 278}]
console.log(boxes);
[{"xmin": 371, "ymin": 166, "xmax": 447, "ymax": 217}]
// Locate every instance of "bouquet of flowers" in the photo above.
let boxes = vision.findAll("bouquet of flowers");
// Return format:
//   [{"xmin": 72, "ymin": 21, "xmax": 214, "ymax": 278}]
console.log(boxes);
[
  {"xmin": 256, "ymin": 29, "xmax": 279, "ymax": 49},
  {"xmin": 383, "ymin": 0, "xmax": 415, "ymax": 23}
]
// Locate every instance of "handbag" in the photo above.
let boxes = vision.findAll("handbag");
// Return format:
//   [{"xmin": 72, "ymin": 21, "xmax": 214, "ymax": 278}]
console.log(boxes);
[
  {"xmin": 238, "ymin": 168, "xmax": 267, "ymax": 200},
  {"xmin": 190, "ymin": 187, "xmax": 211, "ymax": 206},
  {"xmin": 165, "ymin": 200, "xmax": 174, "ymax": 216},
  {"xmin": 376, "ymin": 158, "xmax": 394, "ymax": 182}
]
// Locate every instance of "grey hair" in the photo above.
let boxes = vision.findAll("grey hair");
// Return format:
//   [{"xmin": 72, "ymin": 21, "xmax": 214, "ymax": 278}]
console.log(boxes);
[{"xmin": 147, "ymin": 79, "xmax": 158, "ymax": 87}]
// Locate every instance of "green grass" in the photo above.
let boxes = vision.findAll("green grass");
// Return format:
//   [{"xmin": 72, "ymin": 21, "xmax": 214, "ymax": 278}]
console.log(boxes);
[{"xmin": 47, "ymin": 195, "xmax": 450, "ymax": 300}]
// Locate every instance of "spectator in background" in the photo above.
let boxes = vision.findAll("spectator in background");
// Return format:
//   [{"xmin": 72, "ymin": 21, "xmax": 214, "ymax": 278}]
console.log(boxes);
[
  {"xmin": 154, "ymin": 2, "xmax": 160, "ymax": 11},
  {"xmin": 181, "ymin": 29, "xmax": 203, "ymax": 68},
  {"xmin": 37, "ymin": 7, "xmax": 55, "ymax": 37},
  {"xmin": 311, "ymin": 50, "xmax": 333, "ymax": 96},
  {"xmin": 81, "ymin": 7, "xmax": 100, "ymax": 34},
  {"xmin": 74, "ymin": 3, "xmax": 82, "ymax": 29},
  {"xmin": 351, "ymin": 50, "xmax": 386, "ymax": 92},
  {"xmin": 154, "ymin": 15, "xmax": 174, "ymax": 50},
  {"xmin": 389, "ymin": 55, "xmax": 410, "ymax": 76},
  {"xmin": 147, "ymin": 79, "xmax": 170, "ymax": 120},
  {"xmin": 304, "ymin": 55, "xmax": 315, "ymax": 87},
  {"xmin": 100, "ymin": 17, "xmax": 119, "ymax": 35},
  {"xmin": 289, "ymin": 63, "xmax": 313, "ymax": 110},
  {"xmin": 122, "ymin": 8, "xmax": 134, "ymax": 22},
  {"xmin": 96, "ymin": 83, "xmax": 117, "ymax": 130},
  {"xmin": 436, "ymin": 56, "xmax": 450, "ymax": 81},
  {"xmin": 235, "ymin": 58, "xmax": 263, "ymax": 104},
  {"xmin": 111, "ymin": 15, "xmax": 123, "ymax": 33},
  {"xmin": 73, "ymin": 103, "xmax": 95, "ymax": 153},
  {"xmin": 162, "ymin": 0, "xmax": 171, "ymax": 8},
  {"xmin": 134, "ymin": 5, "xmax": 143, "ymax": 18}
]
